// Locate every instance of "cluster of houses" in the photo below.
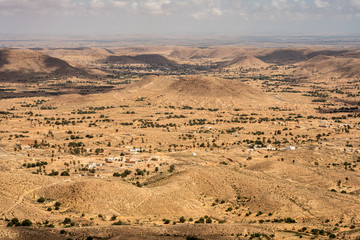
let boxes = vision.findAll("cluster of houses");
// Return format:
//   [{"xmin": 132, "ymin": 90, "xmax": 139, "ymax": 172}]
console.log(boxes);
[
  {"xmin": 247, "ymin": 144, "xmax": 296, "ymax": 152},
  {"xmin": 85, "ymin": 155, "xmax": 161, "ymax": 169}
]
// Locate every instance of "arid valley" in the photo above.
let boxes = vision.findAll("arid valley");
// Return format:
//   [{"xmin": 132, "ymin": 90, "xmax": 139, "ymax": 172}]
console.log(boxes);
[{"xmin": 0, "ymin": 45, "xmax": 360, "ymax": 240}]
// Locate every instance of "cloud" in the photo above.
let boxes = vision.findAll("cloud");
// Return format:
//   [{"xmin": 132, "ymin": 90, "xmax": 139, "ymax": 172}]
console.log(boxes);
[
  {"xmin": 271, "ymin": 0, "xmax": 287, "ymax": 9},
  {"xmin": 0, "ymin": 0, "xmax": 358, "ymax": 21},
  {"xmin": 110, "ymin": 0, "xmax": 127, "ymax": 8},
  {"xmin": 350, "ymin": 0, "xmax": 360, "ymax": 8},
  {"xmin": 144, "ymin": 0, "xmax": 171, "ymax": 15},
  {"xmin": 90, "ymin": 0, "xmax": 105, "ymax": 9},
  {"xmin": 314, "ymin": 0, "xmax": 329, "ymax": 9},
  {"xmin": 211, "ymin": 8, "xmax": 223, "ymax": 17}
]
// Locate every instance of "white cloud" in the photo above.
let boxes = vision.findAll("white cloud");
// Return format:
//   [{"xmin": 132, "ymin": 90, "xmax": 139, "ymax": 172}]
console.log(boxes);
[
  {"xmin": 314, "ymin": 0, "xmax": 329, "ymax": 8},
  {"xmin": 271, "ymin": 0, "xmax": 287, "ymax": 9},
  {"xmin": 191, "ymin": 11, "xmax": 205, "ymax": 20},
  {"xmin": 144, "ymin": 0, "xmax": 171, "ymax": 15},
  {"xmin": 211, "ymin": 8, "xmax": 223, "ymax": 17},
  {"xmin": 0, "ymin": 0, "xmax": 357, "ymax": 22},
  {"xmin": 90, "ymin": 0, "xmax": 105, "ymax": 9},
  {"xmin": 350, "ymin": 0, "xmax": 360, "ymax": 8},
  {"xmin": 110, "ymin": 0, "xmax": 127, "ymax": 8}
]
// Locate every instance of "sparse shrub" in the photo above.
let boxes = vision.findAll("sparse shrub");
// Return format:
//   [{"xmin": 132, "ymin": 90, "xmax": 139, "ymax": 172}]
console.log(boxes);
[
  {"xmin": 63, "ymin": 218, "xmax": 71, "ymax": 225},
  {"xmin": 226, "ymin": 207, "xmax": 233, "ymax": 212},
  {"xmin": 11, "ymin": 218, "xmax": 21, "ymax": 226},
  {"xmin": 179, "ymin": 216, "xmax": 186, "ymax": 223},
  {"xmin": 112, "ymin": 220, "xmax": 125, "ymax": 225},
  {"xmin": 195, "ymin": 217, "xmax": 205, "ymax": 224},
  {"xmin": 61, "ymin": 171, "xmax": 70, "ymax": 176},
  {"xmin": 21, "ymin": 219, "xmax": 32, "ymax": 226},
  {"xmin": 186, "ymin": 236, "xmax": 204, "ymax": 240}
]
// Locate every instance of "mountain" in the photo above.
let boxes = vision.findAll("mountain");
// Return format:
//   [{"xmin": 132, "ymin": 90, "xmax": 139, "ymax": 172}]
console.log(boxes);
[
  {"xmin": 257, "ymin": 49, "xmax": 350, "ymax": 65},
  {"xmin": 104, "ymin": 54, "xmax": 176, "ymax": 65},
  {"xmin": 0, "ymin": 49, "xmax": 88, "ymax": 82},
  {"xmin": 223, "ymin": 55, "xmax": 269, "ymax": 69}
]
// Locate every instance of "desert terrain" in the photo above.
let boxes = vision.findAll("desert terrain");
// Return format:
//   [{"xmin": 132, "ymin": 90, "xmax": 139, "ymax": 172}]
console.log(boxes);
[{"xmin": 0, "ymin": 45, "xmax": 360, "ymax": 240}]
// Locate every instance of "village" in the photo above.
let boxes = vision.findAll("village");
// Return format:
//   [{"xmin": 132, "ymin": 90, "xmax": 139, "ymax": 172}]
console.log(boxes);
[{"xmin": 0, "ymin": 45, "xmax": 360, "ymax": 240}]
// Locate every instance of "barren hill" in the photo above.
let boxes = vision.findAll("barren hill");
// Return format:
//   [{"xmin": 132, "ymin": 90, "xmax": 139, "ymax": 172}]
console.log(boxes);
[
  {"xmin": 38, "ymin": 47, "xmax": 112, "ymax": 60},
  {"xmin": 127, "ymin": 75, "xmax": 267, "ymax": 100},
  {"xmin": 298, "ymin": 55, "xmax": 360, "ymax": 78},
  {"xmin": 0, "ymin": 49, "xmax": 88, "ymax": 82},
  {"xmin": 104, "ymin": 54, "xmax": 176, "ymax": 65},
  {"xmin": 168, "ymin": 47, "xmax": 260, "ymax": 60},
  {"xmin": 257, "ymin": 49, "xmax": 350, "ymax": 64},
  {"xmin": 224, "ymin": 55, "xmax": 269, "ymax": 69},
  {"xmin": 124, "ymin": 75, "xmax": 273, "ymax": 107},
  {"xmin": 170, "ymin": 76, "xmax": 262, "ymax": 98}
]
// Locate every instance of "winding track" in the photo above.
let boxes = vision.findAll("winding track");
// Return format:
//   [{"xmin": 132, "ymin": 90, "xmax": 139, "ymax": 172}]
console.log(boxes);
[{"xmin": 1, "ymin": 179, "xmax": 72, "ymax": 217}]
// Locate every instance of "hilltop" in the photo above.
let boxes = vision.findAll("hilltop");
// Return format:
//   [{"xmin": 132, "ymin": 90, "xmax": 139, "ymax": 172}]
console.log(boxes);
[
  {"xmin": 257, "ymin": 49, "xmax": 350, "ymax": 65},
  {"xmin": 104, "ymin": 54, "xmax": 176, "ymax": 66},
  {"xmin": 0, "ymin": 49, "xmax": 88, "ymax": 82},
  {"xmin": 223, "ymin": 55, "xmax": 269, "ymax": 69},
  {"xmin": 124, "ymin": 75, "xmax": 272, "ymax": 107}
]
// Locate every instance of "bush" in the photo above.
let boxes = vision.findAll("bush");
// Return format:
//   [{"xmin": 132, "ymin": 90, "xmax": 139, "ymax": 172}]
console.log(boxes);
[
  {"xmin": 37, "ymin": 197, "xmax": 45, "ymax": 203},
  {"xmin": 285, "ymin": 217, "xmax": 296, "ymax": 223},
  {"xmin": 179, "ymin": 216, "xmax": 186, "ymax": 223},
  {"xmin": 112, "ymin": 220, "xmax": 125, "ymax": 225},
  {"xmin": 11, "ymin": 218, "xmax": 20, "ymax": 226},
  {"xmin": 186, "ymin": 236, "xmax": 204, "ymax": 240},
  {"xmin": 61, "ymin": 171, "xmax": 70, "ymax": 176},
  {"xmin": 63, "ymin": 218, "xmax": 71, "ymax": 224},
  {"xmin": 311, "ymin": 229, "xmax": 319, "ymax": 235},
  {"xmin": 226, "ymin": 207, "xmax": 233, "ymax": 212},
  {"xmin": 21, "ymin": 219, "xmax": 32, "ymax": 226},
  {"xmin": 195, "ymin": 217, "xmax": 205, "ymax": 224}
]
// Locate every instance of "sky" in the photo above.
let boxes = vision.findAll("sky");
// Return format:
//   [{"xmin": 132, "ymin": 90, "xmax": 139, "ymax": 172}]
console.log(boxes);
[{"xmin": 0, "ymin": 0, "xmax": 359, "ymax": 36}]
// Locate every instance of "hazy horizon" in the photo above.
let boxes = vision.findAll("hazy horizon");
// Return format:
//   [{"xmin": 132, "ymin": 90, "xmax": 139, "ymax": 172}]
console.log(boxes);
[{"xmin": 0, "ymin": 0, "xmax": 359, "ymax": 36}]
